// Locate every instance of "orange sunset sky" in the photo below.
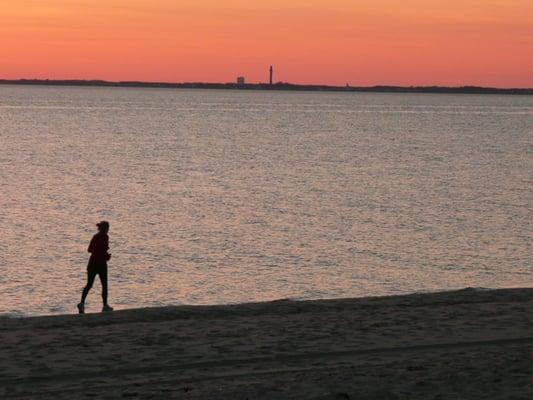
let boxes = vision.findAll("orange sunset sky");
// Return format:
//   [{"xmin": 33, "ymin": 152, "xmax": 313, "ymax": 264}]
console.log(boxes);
[{"xmin": 2, "ymin": 0, "xmax": 532, "ymax": 87}]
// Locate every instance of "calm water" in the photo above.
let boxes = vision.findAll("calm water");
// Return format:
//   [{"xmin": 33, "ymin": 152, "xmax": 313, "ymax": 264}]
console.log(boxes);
[{"xmin": 0, "ymin": 85, "xmax": 531, "ymax": 316}]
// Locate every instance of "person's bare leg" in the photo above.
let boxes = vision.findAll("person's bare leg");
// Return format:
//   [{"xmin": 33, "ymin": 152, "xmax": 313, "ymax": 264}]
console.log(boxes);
[
  {"xmin": 99, "ymin": 267, "xmax": 113, "ymax": 312},
  {"xmin": 78, "ymin": 269, "xmax": 96, "ymax": 313}
]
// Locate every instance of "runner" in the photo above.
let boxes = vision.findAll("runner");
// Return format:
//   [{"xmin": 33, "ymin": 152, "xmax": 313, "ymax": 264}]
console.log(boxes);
[{"xmin": 77, "ymin": 221, "xmax": 114, "ymax": 313}]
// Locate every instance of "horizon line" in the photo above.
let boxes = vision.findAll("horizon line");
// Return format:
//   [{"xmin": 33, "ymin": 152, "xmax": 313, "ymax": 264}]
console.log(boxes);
[{"xmin": 1, "ymin": 78, "xmax": 532, "ymax": 95}]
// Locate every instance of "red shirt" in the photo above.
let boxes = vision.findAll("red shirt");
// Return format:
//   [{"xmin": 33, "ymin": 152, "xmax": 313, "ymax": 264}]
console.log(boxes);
[{"xmin": 88, "ymin": 232, "xmax": 109, "ymax": 264}]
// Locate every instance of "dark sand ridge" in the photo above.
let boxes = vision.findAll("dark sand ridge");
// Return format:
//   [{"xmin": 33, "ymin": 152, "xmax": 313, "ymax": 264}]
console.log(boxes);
[{"xmin": 1, "ymin": 288, "xmax": 532, "ymax": 399}]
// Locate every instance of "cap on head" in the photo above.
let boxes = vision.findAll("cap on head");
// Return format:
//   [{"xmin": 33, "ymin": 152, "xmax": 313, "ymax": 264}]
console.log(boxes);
[{"xmin": 96, "ymin": 220, "xmax": 110, "ymax": 230}]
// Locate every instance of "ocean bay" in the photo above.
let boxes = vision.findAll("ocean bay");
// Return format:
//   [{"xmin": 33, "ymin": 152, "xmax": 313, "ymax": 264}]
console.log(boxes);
[{"xmin": 0, "ymin": 85, "xmax": 531, "ymax": 316}]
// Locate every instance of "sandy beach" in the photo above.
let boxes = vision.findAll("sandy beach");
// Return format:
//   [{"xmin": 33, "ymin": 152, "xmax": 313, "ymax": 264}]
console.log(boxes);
[{"xmin": 1, "ymin": 288, "xmax": 532, "ymax": 399}]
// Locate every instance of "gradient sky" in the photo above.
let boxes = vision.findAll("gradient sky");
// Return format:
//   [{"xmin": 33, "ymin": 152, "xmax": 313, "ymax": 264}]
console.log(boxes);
[{"xmin": 2, "ymin": 0, "xmax": 532, "ymax": 87}]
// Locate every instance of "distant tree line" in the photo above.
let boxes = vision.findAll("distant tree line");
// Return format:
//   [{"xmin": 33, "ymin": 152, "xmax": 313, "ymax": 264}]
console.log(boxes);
[{"xmin": 0, "ymin": 79, "xmax": 531, "ymax": 95}]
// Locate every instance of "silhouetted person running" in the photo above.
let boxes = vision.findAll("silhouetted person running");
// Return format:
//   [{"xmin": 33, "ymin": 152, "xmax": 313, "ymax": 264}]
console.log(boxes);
[{"xmin": 78, "ymin": 221, "xmax": 113, "ymax": 314}]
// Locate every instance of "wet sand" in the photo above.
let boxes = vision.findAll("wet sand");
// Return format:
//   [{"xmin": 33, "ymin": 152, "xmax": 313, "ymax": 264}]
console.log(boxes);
[{"xmin": 1, "ymin": 288, "xmax": 532, "ymax": 399}]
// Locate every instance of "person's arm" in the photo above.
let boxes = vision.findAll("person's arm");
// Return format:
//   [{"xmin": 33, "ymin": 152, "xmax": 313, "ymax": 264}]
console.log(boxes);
[
  {"xmin": 88, "ymin": 236, "xmax": 96, "ymax": 253},
  {"xmin": 104, "ymin": 235, "xmax": 111, "ymax": 260}
]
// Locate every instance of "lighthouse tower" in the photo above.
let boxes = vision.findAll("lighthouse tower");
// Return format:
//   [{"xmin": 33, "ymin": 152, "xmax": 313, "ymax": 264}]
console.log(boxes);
[{"xmin": 269, "ymin": 65, "xmax": 273, "ymax": 85}]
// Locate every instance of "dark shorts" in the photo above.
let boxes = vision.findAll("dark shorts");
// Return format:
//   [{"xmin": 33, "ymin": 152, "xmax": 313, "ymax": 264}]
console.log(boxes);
[
  {"xmin": 88, "ymin": 259, "xmax": 106, "ymax": 268},
  {"xmin": 87, "ymin": 262, "xmax": 107, "ymax": 277}
]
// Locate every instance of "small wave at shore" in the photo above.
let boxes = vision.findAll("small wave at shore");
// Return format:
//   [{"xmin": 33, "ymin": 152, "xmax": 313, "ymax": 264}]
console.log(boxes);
[{"xmin": 3, "ymin": 287, "xmax": 531, "ymax": 321}]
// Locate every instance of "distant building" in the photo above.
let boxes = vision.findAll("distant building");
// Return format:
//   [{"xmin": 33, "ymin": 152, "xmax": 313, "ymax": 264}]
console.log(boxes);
[
  {"xmin": 237, "ymin": 76, "xmax": 245, "ymax": 86},
  {"xmin": 269, "ymin": 66, "xmax": 273, "ymax": 85}
]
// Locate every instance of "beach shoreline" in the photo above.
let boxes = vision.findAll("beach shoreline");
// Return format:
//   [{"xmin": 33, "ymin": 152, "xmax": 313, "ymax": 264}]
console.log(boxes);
[
  {"xmin": 1, "ymin": 286, "xmax": 528, "ymax": 320},
  {"xmin": 1, "ymin": 287, "xmax": 532, "ymax": 399}
]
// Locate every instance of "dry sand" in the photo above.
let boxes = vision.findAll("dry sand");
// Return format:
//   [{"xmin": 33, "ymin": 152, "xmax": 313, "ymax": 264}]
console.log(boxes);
[{"xmin": 1, "ymin": 288, "xmax": 532, "ymax": 399}]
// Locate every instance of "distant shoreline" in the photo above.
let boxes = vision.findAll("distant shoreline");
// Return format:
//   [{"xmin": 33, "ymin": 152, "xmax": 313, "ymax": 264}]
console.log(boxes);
[{"xmin": 1, "ymin": 79, "xmax": 532, "ymax": 95}]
